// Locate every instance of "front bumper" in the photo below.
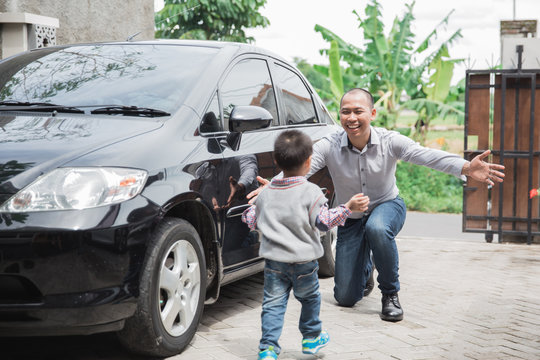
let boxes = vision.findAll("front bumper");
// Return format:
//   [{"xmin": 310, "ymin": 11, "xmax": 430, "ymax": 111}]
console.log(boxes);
[{"xmin": 0, "ymin": 196, "xmax": 160, "ymax": 335}]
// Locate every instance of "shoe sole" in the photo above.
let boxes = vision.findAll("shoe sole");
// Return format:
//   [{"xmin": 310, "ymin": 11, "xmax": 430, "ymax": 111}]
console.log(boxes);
[
  {"xmin": 302, "ymin": 342, "xmax": 328, "ymax": 355},
  {"xmin": 379, "ymin": 313, "xmax": 403, "ymax": 322}
]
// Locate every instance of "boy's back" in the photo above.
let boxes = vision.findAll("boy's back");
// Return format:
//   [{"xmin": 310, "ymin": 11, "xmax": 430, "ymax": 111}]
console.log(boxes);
[{"xmin": 254, "ymin": 177, "xmax": 327, "ymax": 263}]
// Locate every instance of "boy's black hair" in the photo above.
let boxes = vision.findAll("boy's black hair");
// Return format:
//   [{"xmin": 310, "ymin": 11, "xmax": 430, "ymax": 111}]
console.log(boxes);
[{"xmin": 273, "ymin": 130, "xmax": 313, "ymax": 172}]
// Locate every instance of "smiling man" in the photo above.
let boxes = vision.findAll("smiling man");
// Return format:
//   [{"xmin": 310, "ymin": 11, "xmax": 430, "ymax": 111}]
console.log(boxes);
[{"xmin": 307, "ymin": 88, "xmax": 505, "ymax": 321}]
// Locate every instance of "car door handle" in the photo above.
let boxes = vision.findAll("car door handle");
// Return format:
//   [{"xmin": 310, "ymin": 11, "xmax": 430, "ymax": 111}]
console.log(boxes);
[{"xmin": 226, "ymin": 204, "xmax": 251, "ymax": 218}]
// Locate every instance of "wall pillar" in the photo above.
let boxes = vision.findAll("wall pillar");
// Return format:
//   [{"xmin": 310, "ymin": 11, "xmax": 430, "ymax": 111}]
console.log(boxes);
[{"xmin": 0, "ymin": 12, "xmax": 59, "ymax": 58}]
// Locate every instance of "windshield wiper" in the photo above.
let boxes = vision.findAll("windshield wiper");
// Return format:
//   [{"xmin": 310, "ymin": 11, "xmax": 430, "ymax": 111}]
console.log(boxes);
[
  {"xmin": 90, "ymin": 105, "xmax": 170, "ymax": 117},
  {"xmin": 0, "ymin": 101, "xmax": 84, "ymax": 114}
]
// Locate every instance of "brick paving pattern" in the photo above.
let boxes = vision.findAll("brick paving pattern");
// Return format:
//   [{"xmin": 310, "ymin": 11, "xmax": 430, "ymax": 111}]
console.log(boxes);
[{"xmin": 173, "ymin": 238, "xmax": 540, "ymax": 360}]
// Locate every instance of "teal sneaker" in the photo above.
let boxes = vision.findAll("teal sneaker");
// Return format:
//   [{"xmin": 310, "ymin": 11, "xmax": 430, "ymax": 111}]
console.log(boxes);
[
  {"xmin": 302, "ymin": 330, "xmax": 329, "ymax": 354},
  {"xmin": 258, "ymin": 346, "xmax": 278, "ymax": 360}
]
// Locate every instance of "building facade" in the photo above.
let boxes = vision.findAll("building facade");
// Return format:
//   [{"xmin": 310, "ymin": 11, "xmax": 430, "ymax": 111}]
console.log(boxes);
[{"xmin": 0, "ymin": 0, "xmax": 154, "ymax": 58}]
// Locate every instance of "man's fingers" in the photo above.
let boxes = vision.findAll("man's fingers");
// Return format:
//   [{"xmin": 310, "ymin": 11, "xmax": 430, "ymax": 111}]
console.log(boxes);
[
  {"xmin": 491, "ymin": 169, "xmax": 505, "ymax": 178},
  {"xmin": 257, "ymin": 176, "xmax": 269, "ymax": 186},
  {"xmin": 247, "ymin": 188, "xmax": 261, "ymax": 199},
  {"xmin": 477, "ymin": 149, "xmax": 491, "ymax": 161}
]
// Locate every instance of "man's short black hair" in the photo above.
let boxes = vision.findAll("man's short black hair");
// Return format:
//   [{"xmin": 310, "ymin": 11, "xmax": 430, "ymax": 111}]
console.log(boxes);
[
  {"xmin": 340, "ymin": 88, "xmax": 374, "ymax": 109},
  {"xmin": 274, "ymin": 130, "xmax": 313, "ymax": 172}
]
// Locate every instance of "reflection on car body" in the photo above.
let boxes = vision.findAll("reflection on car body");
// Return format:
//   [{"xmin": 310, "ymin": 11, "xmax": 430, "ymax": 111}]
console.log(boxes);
[{"xmin": 0, "ymin": 40, "xmax": 338, "ymax": 357}]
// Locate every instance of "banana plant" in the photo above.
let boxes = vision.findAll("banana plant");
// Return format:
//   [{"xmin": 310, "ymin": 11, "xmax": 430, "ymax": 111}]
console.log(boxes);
[
  {"xmin": 405, "ymin": 45, "xmax": 464, "ymax": 142},
  {"xmin": 314, "ymin": 0, "xmax": 462, "ymax": 130}
]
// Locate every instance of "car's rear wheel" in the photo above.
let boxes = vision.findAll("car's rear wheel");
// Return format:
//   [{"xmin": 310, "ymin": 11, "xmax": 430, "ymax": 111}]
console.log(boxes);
[{"xmin": 117, "ymin": 218, "xmax": 206, "ymax": 357}]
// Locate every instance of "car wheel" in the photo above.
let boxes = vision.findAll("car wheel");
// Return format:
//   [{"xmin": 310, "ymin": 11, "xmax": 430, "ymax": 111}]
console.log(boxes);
[
  {"xmin": 318, "ymin": 227, "xmax": 336, "ymax": 277},
  {"xmin": 117, "ymin": 218, "xmax": 206, "ymax": 357}
]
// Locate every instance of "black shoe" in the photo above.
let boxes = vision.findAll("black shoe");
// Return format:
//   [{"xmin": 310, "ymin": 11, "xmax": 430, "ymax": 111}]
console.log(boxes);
[
  {"xmin": 380, "ymin": 293, "xmax": 403, "ymax": 322},
  {"xmin": 363, "ymin": 269, "xmax": 374, "ymax": 297}
]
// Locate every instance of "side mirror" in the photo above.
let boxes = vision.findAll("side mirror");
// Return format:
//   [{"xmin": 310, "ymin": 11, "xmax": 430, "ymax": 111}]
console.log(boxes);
[{"xmin": 225, "ymin": 106, "xmax": 273, "ymax": 151}]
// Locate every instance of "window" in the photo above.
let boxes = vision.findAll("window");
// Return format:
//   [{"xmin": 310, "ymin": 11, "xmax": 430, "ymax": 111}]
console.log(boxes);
[
  {"xmin": 200, "ymin": 92, "xmax": 223, "ymax": 133},
  {"xmin": 0, "ymin": 44, "xmax": 219, "ymax": 115},
  {"xmin": 273, "ymin": 64, "xmax": 318, "ymax": 125},
  {"xmin": 220, "ymin": 59, "xmax": 278, "ymax": 130}
]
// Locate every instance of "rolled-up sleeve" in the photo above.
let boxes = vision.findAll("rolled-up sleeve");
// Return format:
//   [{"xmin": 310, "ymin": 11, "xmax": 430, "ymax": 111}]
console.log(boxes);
[
  {"xmin": 315, "ymin": 204, "xmax": 352, "ymax": 231},
  {"xmin": 241, "ymin": 205, "xmax": 257, "ymax": 230}
]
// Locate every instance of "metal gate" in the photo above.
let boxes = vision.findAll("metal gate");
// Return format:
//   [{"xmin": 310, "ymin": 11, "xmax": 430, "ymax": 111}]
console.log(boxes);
[{"xmin": 463, "ymin": 63, "xmax": 540, "ymax": 244}]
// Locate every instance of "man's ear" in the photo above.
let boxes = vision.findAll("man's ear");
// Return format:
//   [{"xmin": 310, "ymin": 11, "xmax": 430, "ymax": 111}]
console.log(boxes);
[{"xmin": 371, "ymin": 107, "xmax": 377, "ymax": 119}]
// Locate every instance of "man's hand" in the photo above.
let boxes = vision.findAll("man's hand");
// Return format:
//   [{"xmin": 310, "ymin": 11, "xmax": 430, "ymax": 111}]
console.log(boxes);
[
  {"xmin": 246, "ymin": 176, "xmax": 270, "ymax": 204},
  {"xmin": 345, "ymin": 193, "xmax": 370, "ymax": 213},
  {"xmin": 463, "ymin": 150, "xmax": 505, "ymax": 186}
]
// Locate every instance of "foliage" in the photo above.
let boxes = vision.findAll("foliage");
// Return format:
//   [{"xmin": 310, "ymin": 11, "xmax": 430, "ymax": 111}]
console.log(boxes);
[
  {"xmin": 313, "ymin": 0, "xmax": 463, "ymax": 130},
  {"xmin": 396, "ymin": 161, "xmax": 462, "ymax": 213},
  {"xmin": 294, "ymin": 58, "xmax": 332, "ymax": 98},
  {"xmin": 328, "ymin": 40, "xmax": 344, "ymax": 105},
  {"xmin": 155, "ymin": 0, "xmax": 269, "ymax": 43},
  {"xmin": 445, "ymin": 77, "xmax": 466, "ymax": 124},
  {"xmin": 405, "ymin": 45, "xmax": 464, "ymax": 142}
]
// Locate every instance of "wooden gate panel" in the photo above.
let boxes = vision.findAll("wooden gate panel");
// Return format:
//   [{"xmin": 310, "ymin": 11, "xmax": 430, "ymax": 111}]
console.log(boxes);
[{"xmin": 464, "ymin": 74, "xmax": 491, "ymax": 230}]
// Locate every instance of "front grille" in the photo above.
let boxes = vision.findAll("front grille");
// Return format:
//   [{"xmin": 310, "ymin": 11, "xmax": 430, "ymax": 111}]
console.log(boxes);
[
  {"xmin": 0, "ymin": 233, "xmax": 33, "ymax": 244},
  {"xmin": 0, "ymin": 275, "xmax": 42, "ymax": 304}
]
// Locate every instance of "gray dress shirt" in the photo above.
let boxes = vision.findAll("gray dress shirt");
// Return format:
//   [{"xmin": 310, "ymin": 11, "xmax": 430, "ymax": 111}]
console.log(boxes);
[{"xmin": 308, "ymin": 126, "xmax": 467, "ymax": 219}]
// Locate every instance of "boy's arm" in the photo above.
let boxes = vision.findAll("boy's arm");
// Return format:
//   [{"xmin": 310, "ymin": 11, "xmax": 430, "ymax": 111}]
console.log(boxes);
[
  {"xmin": 315, "ymin": 193, "xmax": 369, "ymax": 231},
  {"xmin": 315, "ymin": 204, "xmax": 352, "ymax": 232},
  {"xmin": 241, "ymin": 205, "xmax": 257, "ymax": 230}
]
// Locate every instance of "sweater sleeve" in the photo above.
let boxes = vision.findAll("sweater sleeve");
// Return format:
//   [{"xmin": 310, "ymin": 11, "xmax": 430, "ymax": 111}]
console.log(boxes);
[{"xmin": 308, "ymin": 188, "xmax": 328, "ymax": 228}]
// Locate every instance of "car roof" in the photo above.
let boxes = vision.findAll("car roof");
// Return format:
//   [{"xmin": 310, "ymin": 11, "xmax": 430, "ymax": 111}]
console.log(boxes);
[{"xmin": 33, "ymin": 39, "xmax": 290, "ymax": 64}]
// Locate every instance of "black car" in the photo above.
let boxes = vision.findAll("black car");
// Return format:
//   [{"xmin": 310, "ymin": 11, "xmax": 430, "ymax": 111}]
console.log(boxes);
[{"xmin": 0, "ymin": 40, "xmax": 338, "ymax": 357}]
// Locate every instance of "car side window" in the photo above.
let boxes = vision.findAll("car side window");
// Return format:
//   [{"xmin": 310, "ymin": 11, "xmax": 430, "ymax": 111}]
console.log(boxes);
[
  {"xmin": 273, "ymin": 64, "xmax": 318, "ymax": 125},
  {"xmin": 200, "ymin": 92, "xmax": 223, "ymax": 133},
  {"xmin": 220, "ymin": 59, "xmax": 278, "ymax": 130}
]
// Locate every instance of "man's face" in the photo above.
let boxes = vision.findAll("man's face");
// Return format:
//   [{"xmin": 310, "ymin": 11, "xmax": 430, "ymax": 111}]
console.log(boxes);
[{"xmin": 339, "ymin": 91, "xmax": 376, "ymax": 140}]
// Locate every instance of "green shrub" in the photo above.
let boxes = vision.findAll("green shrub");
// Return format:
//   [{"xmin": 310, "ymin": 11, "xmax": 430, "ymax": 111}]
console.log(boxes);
[{"xmin": 395, "ymin": 161, "xmax": 462, "ymax": 213}]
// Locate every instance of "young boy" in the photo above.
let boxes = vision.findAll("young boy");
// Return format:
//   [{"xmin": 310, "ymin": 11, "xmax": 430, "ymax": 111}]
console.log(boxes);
[{"xmin": 242, "ymin": 130, "xmax": 368, "ymax": 360}]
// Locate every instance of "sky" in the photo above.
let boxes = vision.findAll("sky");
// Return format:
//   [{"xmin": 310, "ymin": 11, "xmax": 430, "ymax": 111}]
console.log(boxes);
[{"xmin": 155, "ymin": 0, "xmax": 540, "ymax": 83}]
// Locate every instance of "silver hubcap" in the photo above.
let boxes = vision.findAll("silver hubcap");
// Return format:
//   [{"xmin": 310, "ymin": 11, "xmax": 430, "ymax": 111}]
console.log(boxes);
[{"xmin": 158, "ymin": 239, "xmax": 201, "ymax": 337}]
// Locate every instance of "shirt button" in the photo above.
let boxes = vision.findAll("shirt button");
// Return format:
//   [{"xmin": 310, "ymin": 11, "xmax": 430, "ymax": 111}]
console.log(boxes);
[
  {"xmin": 361, "ymin": 168, "xmax": 365, "ymax": 171},
  {"xmin": 362, "ymin": 183, "xmax": 366, "ymax": 186}
]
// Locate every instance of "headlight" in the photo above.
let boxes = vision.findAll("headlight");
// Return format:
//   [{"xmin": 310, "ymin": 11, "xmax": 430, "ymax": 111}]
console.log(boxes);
[{"xmin": 0, "ymin": 167, "xmax": 148, "ymax": 212}]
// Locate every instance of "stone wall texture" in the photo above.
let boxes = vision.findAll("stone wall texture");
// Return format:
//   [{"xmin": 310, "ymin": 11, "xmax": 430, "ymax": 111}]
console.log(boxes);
[{"xmin": 0, "ymin": 0, "xmax": 155, "ymax": 45}]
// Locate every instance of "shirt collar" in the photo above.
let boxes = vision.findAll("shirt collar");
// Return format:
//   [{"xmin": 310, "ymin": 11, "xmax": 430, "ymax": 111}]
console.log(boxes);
[
  {"xmin": 340, "ymin": 126, "xmax": 380, "ymax": 150},
  {"xmin": 271, "ymin": 176, "xmax": 306, "ymax": 187}
]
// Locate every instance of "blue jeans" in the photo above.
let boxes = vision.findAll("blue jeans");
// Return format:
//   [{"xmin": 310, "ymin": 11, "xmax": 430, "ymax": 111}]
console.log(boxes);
[
  {"xmin": 260, "ymin": 259, "xmax": 321, "ymax": 354},
  {"xmin": 334, "ymin": 196, "xmax": 406, "ymax": 307}
]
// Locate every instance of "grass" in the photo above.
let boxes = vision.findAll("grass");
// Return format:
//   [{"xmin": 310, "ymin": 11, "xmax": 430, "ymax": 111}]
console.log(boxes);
[
  {"xmin": 395, "ymin": 113, "xmax": 465, "ymax": 213},
  {"xmin": 396, "ymin": 161, "xmax": 463, "ymax": 214}
]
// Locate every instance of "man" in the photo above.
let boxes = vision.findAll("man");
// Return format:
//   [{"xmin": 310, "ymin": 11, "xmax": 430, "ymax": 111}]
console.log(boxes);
[{"xmin": 250, "ymin": 88, "xmax": 504, "ymax": 322}]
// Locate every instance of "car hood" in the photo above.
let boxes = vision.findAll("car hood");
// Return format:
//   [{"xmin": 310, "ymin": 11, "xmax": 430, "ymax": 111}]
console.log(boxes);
[{"xmin": 0, "ymin": 113, "xmax": 163, "ymax": 194}]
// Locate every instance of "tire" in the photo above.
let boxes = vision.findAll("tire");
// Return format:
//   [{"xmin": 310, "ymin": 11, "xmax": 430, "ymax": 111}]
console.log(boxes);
[
  {"xmin": 318, "ymin": 227, "xmax": 336, "ymax": 277},
  {"xmin": 117, "ymin": 218, "xmax": 206, "ymax": 357}
]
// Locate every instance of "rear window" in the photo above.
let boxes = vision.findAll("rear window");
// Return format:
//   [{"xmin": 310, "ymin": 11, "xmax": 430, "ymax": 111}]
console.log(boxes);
[{"xmin": 0, "ymin": 44, "xmax": 218, "ymax": 114}]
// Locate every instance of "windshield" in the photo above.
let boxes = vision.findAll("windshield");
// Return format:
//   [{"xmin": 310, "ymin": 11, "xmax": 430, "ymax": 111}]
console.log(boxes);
[{"xmin": 0, "ymin": 44, "xmax": 219, "ymax": 115}]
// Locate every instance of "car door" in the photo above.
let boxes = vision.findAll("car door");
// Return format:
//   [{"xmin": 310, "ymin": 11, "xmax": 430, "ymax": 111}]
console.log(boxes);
[
  {"xmin": 194, "ymin": 56, "xmax": 279, "ymax": 270},
  {"xmin": 269, "ymin": 60, "xmax": 337, "ymax": 199}
]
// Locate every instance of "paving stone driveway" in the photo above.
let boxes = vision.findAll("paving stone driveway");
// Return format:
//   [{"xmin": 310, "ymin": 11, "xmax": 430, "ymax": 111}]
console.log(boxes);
[{"xmin": 173, "ymin": 237, "xmax": 540, "ymax": 360}]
